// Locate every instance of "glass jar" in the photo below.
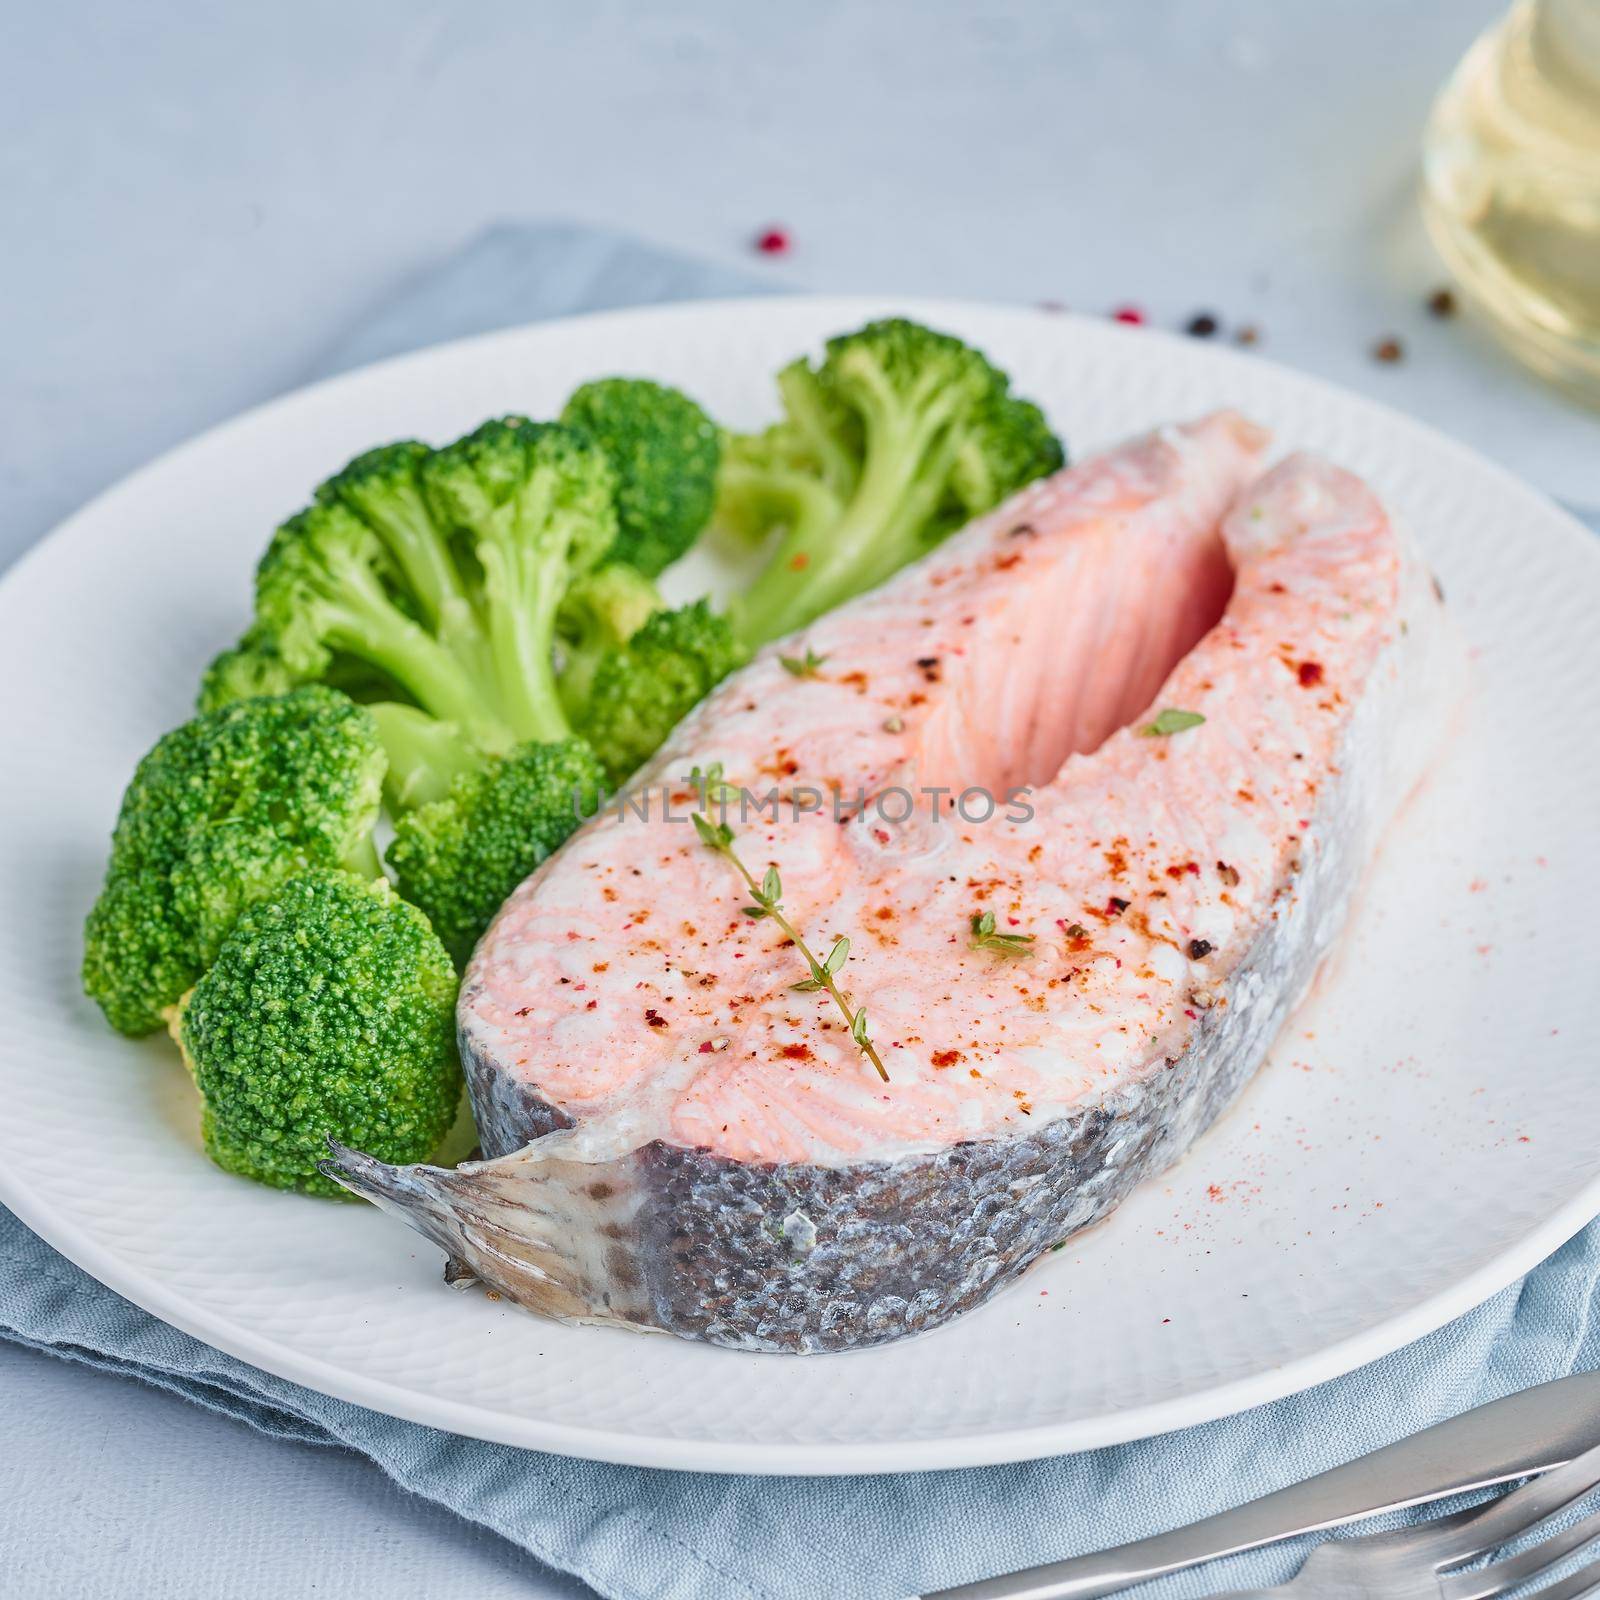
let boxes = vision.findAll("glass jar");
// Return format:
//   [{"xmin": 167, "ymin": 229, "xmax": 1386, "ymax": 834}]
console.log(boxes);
[{"xmin": 1422, "ymin": 0, "xmax": 1600, "ymax": 404}]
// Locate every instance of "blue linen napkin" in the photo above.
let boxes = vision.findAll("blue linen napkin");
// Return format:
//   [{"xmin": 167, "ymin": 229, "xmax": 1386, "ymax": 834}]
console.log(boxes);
[{"xmin": 5, "ymin": 221, "xmax": 1599, "ymax": 1600}]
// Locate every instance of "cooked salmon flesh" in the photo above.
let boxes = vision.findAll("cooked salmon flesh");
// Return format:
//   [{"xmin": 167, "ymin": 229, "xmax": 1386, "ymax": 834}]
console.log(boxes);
[{"xmin": 327, "ymin": 412, "xmax": 1464, "ymax": 1352}]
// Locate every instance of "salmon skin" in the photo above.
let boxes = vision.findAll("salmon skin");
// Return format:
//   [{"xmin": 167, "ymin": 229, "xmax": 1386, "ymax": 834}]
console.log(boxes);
[{"xmin": 326, "ymin": 412, "xmax": 1464, "ymax": 1353}]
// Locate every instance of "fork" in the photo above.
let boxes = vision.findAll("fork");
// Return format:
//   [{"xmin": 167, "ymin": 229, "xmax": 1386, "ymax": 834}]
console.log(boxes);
[{"xmin": 1210, "ymin": 1438, "xmax": 1600, "ymax": 1599}]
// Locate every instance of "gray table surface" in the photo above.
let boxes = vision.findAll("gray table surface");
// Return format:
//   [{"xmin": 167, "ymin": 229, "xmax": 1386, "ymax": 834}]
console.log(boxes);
[{"xmin": 3, "ymin": 3, "xmax": 1597, "ymax": 1597}]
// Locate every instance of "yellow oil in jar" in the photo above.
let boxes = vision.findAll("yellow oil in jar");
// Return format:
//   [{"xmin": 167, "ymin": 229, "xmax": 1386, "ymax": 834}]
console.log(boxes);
[{"xmin": 1422, "ymin": 0, "xmax": 1600, "ymax": 403}]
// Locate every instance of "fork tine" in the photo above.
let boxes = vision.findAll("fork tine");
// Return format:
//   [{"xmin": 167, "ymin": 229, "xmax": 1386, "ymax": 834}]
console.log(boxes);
[
  {"xmin": 1519, "ymin": 1550, "xmax": 1600, "ymax": 1600},
  {"xmin": 1429, "ymin": 1440, "xmax": 1600, "ymax": 1569},
  {"xmin": 1445, "ymin": 1505, "xmax": 1600, "ymax": 1600}
]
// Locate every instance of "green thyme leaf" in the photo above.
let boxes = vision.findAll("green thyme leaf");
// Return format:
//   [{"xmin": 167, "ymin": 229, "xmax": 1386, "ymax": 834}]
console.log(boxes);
[
  {"xmin": 969, "ymin": 909, "xmax": 1036, "ymax": 957},
  {"xmin": 779, "ymin": 649, "xmax": 828, "ymax": 679},
  {"xmin": 1139, "ymin": 708, "xmax": 1206, "ymax": 737}
]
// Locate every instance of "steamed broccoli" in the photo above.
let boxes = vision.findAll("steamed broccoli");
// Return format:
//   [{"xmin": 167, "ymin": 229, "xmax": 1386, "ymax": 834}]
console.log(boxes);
[
  {"xmin": 561, "ymin": 377, "xmax": 721, "ymax": 578},
  {"xmin": 172, "ymin": 870, "xmax": 460, "ymax": 1196},
  {"xmin": 555, "ymin": 559, "xmax": 669, "ymax": 719},
  {"xmin": 198, "ymin": 622, "xmax": 299, "ymax": 711},
  {"xmin": 387, "ymin": 739, "xmax": 604, "ymax": 966},
  {"xmin": 232, "ymin": 418, "xmax": 616, "ymax": 794},
  {"xmin": 717, "ymin": 318, "xmax": 1065, "ymax": 647},
  {"xmin": 578, "ymin": 600, "xmax": 743, "ymax": 784},
  {"xmin": 82, "ymin": 688, "xmax": 385, "ymax": 1036}
]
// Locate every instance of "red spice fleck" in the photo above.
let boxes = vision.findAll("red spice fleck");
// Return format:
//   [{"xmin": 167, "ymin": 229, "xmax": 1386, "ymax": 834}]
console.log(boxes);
[
  {"xmin": 931, "ymin": 1048, "xmax": 963, "ymax": 1069},
  {"xmin": 1206, "ymin": 1183, "xmax": 1224, "ymax": 1201},
  {"xmin": 1165, "ymin": 861, "xmax": 1200, "ymax": 879},
  {"xmin": 585, "ymin": 1000, "xmax": 597, "ymax": 1010},
  {"xmin": 754, "ymin": 226, "xmax": 791, "ymax": 255},
  {"xmin": 1106, "ymin": 896, "xmax": 1130, "ymax": 916},
  {"xmin": 779, "ymin": 1042, "xmax": 812, "ymax": 1061},
  {"xmin": 1112, "ymin": 304, "xmax": 1146, "ymax": 325},
  {"xmin": 1297, "ymin": 660, "xmax": 1325, "ymax": 687},
  {"xmin": 644, "ymin": 1008, "xmax": 668, "ymax": 1029},
  {"xmin": 994, "ymin": 551, "xmax": 1023, "ymax": 571},
  {"xmin": 788, "ymin": 551, "xmax": 809, "ymax": 571}
]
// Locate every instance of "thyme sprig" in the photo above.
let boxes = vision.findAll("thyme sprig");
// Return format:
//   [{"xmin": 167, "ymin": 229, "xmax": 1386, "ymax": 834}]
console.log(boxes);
[
  {"xmin": 969, "ymin": 909, "xmax": 1036, "ymax": 958},
  {"xmin": 779, "ymin": 648, "xmax": 828, "ymax": 679},
  {"xmin": 688, "ymin": 764, "xmax": 888, "ymax": 1083}
]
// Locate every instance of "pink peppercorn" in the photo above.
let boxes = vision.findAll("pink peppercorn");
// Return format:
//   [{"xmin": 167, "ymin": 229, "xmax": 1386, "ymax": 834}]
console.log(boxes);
[
  {"xmin": 754, "ymin": 227, "xmax": 791, "ymax": 256},
  {"xmin": 1112, "ymin": 305, "xmax": 1146, "ymax": 325}
]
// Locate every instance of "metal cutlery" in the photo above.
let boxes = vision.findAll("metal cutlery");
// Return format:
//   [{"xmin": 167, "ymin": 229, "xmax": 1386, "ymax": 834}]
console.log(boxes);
[
  {"xmin": 923, "ymin": 1370, "xmax": 1600, "ymax": 1600},
  {"xmin": 1208, "ymin": 1436, "xmax": 1600, "ymax": 1599}
]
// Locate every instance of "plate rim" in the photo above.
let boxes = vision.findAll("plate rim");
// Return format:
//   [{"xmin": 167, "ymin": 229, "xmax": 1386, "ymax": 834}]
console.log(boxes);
[{"xmin": 4, "ymin": 291, "xmax": 1598, "ymax": 1474}]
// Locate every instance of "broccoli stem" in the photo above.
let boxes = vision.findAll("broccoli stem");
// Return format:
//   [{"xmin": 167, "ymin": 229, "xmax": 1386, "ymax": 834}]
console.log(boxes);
[
  {"xmin": 342, "ymin": 831, "xmax": 384, "ymax": 882},
  {"xmin": 731, "ymin": 400, "xmax": 957, "ymax": 646},
  {"xmin": 372, "ymin": 505, "xmax": 478, "ymax": 641},
  {"xmin": 477, "ymin": 496, "xmax": 578, "ymax": 743},
  {"xmin": 323, "ymin": 560, "xmax": 508, "ymax": 747},
  {"xmin": 367, "ymin": 701, "xmax": 484, "ymax": 811}
]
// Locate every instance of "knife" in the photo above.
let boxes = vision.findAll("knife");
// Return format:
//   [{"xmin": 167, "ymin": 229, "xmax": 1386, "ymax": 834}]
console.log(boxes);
[{"xmin": 921, "ymin": 1369, "xmax": 1600, "ymax": 1600}]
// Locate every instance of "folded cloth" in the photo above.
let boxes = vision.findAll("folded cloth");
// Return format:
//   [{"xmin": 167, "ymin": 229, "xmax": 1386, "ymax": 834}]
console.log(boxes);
[{"xmin": 7, "ymin": 221, "xmax": 1600, "ymax": 1600}]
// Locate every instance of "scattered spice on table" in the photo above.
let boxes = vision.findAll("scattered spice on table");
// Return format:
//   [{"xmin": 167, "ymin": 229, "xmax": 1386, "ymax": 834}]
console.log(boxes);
[
  {"xmin": 1372, "ymin": 335, "xmax": 1405, "ymax": 364},
  {"xmin": 1185, "ymin": 311, "xmax": 1219, "ymax": 338},
  {"xmin": 753, "ymin": 226, "xmax": 791, "ymax": 256},
  {"xmin": 1234, "ymin": 324, "xmax": 1261, "ymax": 347},
  {"xmin": 1427, "ymin": 287, "xmax": 1457, "ymax": 318},
  {"xmin": 1111, "ymin": 304, "xmax": 1146, "ymax": 325}
]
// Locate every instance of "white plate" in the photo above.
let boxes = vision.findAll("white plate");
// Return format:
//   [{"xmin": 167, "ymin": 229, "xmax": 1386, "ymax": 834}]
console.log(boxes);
[{"xmin": 2, "ymin": 296, "xmax": 1596, "ymax": 1475}]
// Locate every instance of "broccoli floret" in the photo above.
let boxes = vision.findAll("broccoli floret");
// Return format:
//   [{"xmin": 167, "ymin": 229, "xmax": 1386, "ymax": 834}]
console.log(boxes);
[
  {"xmin": 82, "ymin": 688, "xmax": 385, "ymax": 1036},
  {"xmin": 239, "ymin": 418, "xmax": 616, "ymax": 805},
  {"xmin": 198, "ymin": 623, "xmax": 301, "ymax": 712},
  {"xmin": 555, "ymin": 560, "xmax": 667, "ymax": 718},
  {"xmin": 172, "ymin": 870, "xmax": 460, "ymax": 1196},
  {"xmin": 421, "ymin": 418, "xmax": 617, "ymax": 744},
  {"xmin": 561, "ymin": 378, "xmax": 721, "ymax": 578},
  {"xmin": 578, "ymin": 600, "xmax": 743, "ymax": 784},
  {"xmin": 387, "ymin": 740, "xmax": 604, "ymax": 966},
  {"xmin": 718, "ymin": 318, "xmax": 1065, "ymax": 646}
]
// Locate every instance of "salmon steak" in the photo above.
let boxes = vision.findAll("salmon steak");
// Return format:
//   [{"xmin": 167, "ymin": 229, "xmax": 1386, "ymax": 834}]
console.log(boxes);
[{"xmin": 327, "ymin": 411, "xmax": 1463, "ymax": 1353}]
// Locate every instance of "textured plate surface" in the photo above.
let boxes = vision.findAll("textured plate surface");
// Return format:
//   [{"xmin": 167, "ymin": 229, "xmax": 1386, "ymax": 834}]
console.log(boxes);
[{"xmin": 1, "ymin": 297, "xmax": 1596, "ymax": 1474}]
